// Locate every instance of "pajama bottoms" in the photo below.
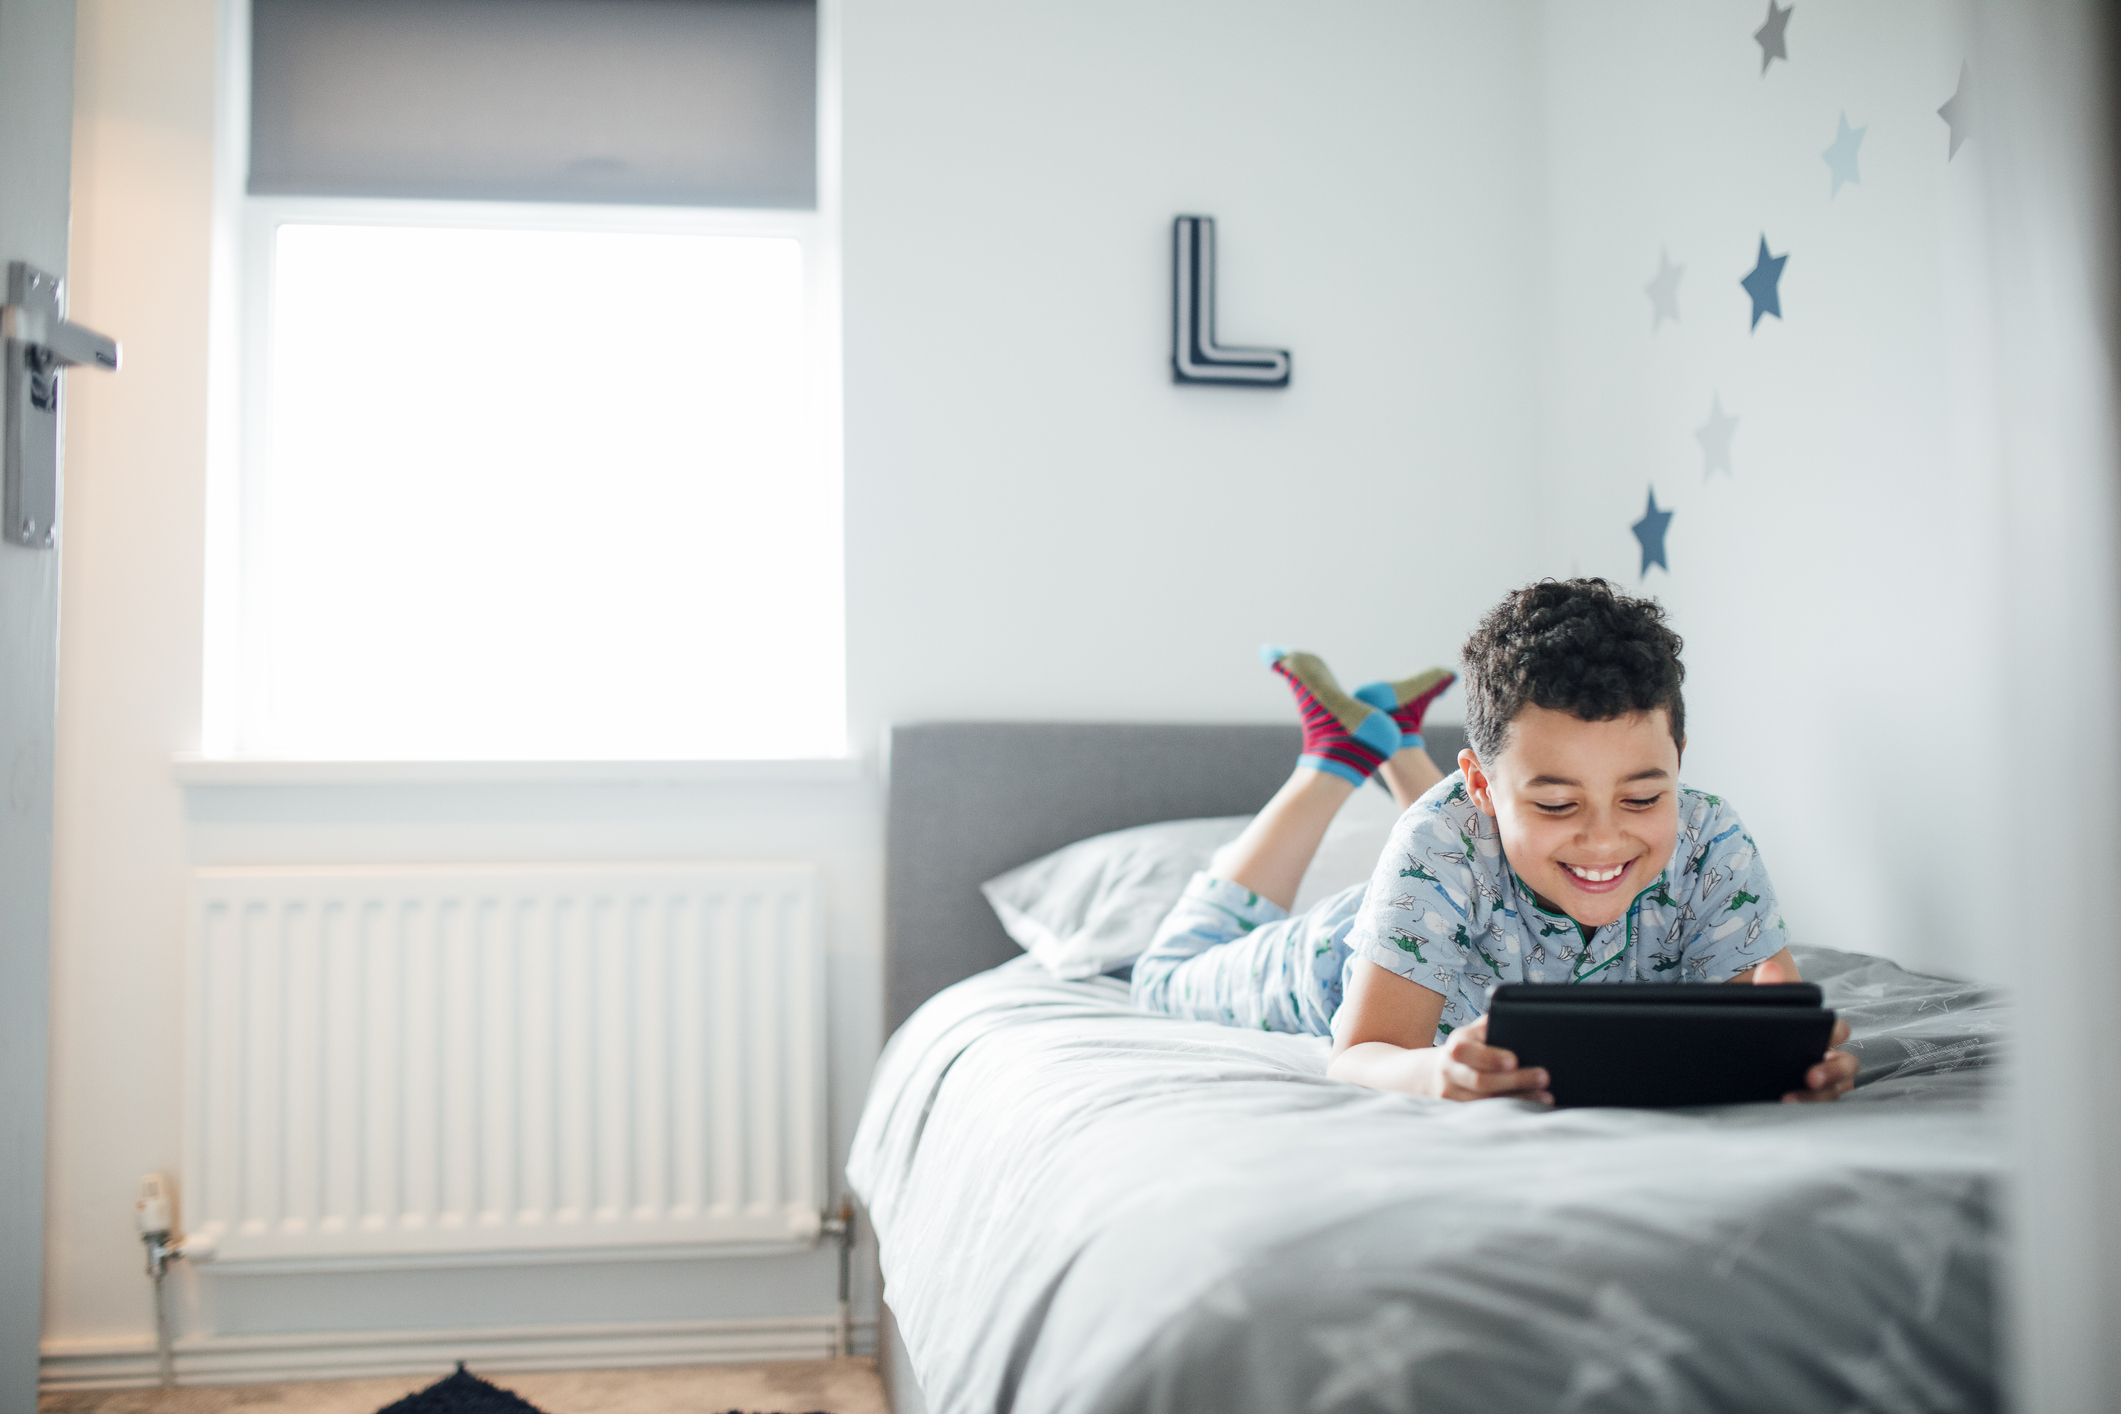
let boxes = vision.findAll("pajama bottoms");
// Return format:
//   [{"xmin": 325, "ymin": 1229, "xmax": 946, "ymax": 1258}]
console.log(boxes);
[{"xmin": 1128, "ymin": 873, "xmax": 1366, "ymax": 1036}]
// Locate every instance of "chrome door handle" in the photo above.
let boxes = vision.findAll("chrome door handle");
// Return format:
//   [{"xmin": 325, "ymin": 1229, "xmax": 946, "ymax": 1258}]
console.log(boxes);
[{"xmin": 3, "ymin": 260, "xmax": 120, "ymax": 548}]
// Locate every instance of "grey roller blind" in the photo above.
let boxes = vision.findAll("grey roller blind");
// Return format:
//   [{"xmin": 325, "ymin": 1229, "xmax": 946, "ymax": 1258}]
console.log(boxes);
[{"xmin": 250, "ymin": 0, "xmax": 816, "ymax": 208}]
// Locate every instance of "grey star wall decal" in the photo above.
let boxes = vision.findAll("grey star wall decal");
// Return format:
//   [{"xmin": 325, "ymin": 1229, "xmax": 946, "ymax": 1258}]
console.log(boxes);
[
  {"xmin": 1696, "ymin": 395, "xmax": 1738, "ymax": 478},
  {"xmin": 1645, "ymin": 249, "xmax": 1684, "ymax": 331},
  {"xmin": 1754, "ymin": 2, "xmax": 1792, "ymax": 75},
  {"xmin": 1632, "ymin": 488, "xmax": 1672, "ymax": 577},
  {"xmin": 1741, "ymin": 235, "xmax": 1788, "ymax": 330},
  {"xmin": 1822, "ymin": 112, "xmax": 1865, "ymax": 195},
  {"xmin": 1939, "ymin": 62, "xmax": 1973, "ymax": 158}
]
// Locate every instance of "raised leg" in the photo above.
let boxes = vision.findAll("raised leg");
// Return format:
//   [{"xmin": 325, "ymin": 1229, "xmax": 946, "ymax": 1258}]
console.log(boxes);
[
  {"xmin": 1216, "ymin": 652, "xmax": 1459, "ymax": 902},
  {"xmin": 1378, "ymin": 745, "xmax": 1445, "ymax": 810},
  {"xmin": 1133, "ymin": 650, "xmax": 1454, "ymax": 1035},
  {"xmin": 1216, "ymin": 741, "xmax": 1445, "ymax": 908},
  {"xmin": 1210, "ymin": 766, "xmax": 1354, "ymax": 910},
  {"xmin": 1361, "ymin": 666, "xmax": 1455, "ymax": 810}
]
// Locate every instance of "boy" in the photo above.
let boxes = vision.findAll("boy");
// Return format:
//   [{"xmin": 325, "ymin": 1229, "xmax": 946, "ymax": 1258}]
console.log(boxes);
[{"xmin": 1131, "ymin": 578, "xmax": 1856, "ymax": 1105}]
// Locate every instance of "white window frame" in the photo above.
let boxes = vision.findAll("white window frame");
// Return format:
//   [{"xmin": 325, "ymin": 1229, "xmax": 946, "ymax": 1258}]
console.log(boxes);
[{"xmin": 201, "ymin": 0, "xmax": 845, "ymax": 763}]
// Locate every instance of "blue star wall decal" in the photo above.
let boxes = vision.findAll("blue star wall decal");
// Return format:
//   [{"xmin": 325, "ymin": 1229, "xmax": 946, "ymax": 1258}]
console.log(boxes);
[
  {"xmin": 1754, "ymin": 2, "xmax": 1792, "ymax": 76},
  {"xmin": 1632, "ymin": 488, "xmax": 1673, "ymax": 577},
  {"xmin": 1822, "ymin": 112, "xmax": 1865, "ymax": 196},
  {"xmin": 1740, "ymin": 235, "xmax": 1787, "ymax": 330}
]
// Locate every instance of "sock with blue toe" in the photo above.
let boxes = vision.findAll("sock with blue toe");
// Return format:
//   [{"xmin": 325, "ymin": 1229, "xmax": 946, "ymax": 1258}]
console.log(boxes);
[
  {"xmin": 1260, "ymin": 646, "xmax": 1402, "ymax": 785},
  {"xmin": 1352, "ymin": 668, "xmax": 1457, "ymax": 751}
]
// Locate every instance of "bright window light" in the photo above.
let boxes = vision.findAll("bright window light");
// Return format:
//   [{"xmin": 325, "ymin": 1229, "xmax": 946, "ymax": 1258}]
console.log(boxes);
[{"xmin": 251, "ymin": 222, "xmax": 842, "ymax": 759}]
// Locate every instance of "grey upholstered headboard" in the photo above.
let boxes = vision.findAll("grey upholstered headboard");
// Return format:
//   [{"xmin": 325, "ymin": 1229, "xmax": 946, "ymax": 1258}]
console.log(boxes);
[{"xmin": 882, "ymin": 720, "xmax": 1469, "ymax": 1035}]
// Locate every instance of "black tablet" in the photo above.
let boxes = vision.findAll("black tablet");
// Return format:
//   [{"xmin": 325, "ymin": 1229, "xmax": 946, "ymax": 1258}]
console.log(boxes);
[{"xmin": 1485, "ymin": 983, "xmax": 1836, "ymax": 1109}]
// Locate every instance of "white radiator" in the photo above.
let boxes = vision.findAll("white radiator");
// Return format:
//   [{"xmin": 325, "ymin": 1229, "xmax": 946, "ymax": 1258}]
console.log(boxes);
[{"xmin": 182, "ymin": 863, "xmax": 825, "ymax": 1269}]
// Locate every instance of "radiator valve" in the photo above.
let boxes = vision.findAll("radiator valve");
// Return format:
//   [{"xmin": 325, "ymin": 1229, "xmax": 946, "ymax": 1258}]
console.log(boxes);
[{"xmin": 135, "ymin": 1174, "xmax": 185, "ymax": 1388}]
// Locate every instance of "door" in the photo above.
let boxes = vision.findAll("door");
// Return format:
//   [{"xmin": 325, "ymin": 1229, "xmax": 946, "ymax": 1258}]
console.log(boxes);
[{"xmin": 0, "ymin": 2, "xmax": 75, "ymax": 1407}]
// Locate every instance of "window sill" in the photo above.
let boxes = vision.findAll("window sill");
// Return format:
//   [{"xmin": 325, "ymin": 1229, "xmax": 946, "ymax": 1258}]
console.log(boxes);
[{"xmin": 169, "ymin": 756, "xmax": 866, "ymax": 787}]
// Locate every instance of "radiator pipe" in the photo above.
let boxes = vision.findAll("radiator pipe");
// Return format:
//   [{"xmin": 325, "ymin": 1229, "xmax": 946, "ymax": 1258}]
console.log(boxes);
[
  {"xmin": 821, "ymin": 1197, "xmax": 856, "ymax": 1357},
  {"xmin": 140, "ymin": 1230, "xmax": 184, "ymax": 1388}
]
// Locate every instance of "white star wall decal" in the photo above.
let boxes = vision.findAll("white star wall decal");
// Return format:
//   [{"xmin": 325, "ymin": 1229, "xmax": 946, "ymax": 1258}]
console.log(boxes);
[
  {"xmin": 1645, "ymin": 248, "xmax": 1684, "ymax": 331},
  {"xmin": 1308, "ymin": 1304, "xmax": 1468, "ymax": 1414},
  {"xmin": 1697, "ymin": 394, "xmax": 1739, "ymax": 479},
  {"xmin": 1823, "ymin": 111, "xmax": 1866, "ymax": 195}
]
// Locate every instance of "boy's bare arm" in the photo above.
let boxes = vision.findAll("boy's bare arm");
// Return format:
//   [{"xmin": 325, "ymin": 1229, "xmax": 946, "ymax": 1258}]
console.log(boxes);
[
  {"xmin": 1726, "ymin": 946, "xmax": 1859, "ymax": 1102},
  {"xmin": 1327, "ymin": 959, "xmax": 1554, "ymax": 1104},
  {"xmin": 1725, "ymin": 944, "xmax": 1803, "ymax": 985}
]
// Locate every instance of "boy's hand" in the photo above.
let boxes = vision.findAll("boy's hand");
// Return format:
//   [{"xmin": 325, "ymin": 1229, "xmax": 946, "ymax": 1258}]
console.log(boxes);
[
  {"xmin": 1429, "ymin": 1017, "xmax": 1553, "ymax": 1105},
  {"xmin": 1783, "ymin": 1017, "xmax": 1857, "ymax": 1103},
  {"xmin": 1327, "ymin": 963, "xmax": 1549, "ymax": 1103}
]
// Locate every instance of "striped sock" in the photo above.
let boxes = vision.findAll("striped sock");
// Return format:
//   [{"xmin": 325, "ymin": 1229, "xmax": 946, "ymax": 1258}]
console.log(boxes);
[
  {"xmin": 1260, "ymin": 646, "xmax": 1402, "ymax": 786},
  {"xmin": 1352, "ymin": 668, "xmax": 1457, "ymax": 750}
]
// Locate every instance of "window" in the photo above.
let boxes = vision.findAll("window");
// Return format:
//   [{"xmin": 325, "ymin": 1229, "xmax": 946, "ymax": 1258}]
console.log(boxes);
[{"xmin": 212, "ymin": 0, "xmax": 841, "ymax": 760}]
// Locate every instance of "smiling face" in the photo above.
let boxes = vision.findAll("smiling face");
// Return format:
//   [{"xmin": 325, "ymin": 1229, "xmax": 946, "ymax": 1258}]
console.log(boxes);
[{"xmin": 1457, "ymin": 704, "xmax": 1682, "ymax": 929}]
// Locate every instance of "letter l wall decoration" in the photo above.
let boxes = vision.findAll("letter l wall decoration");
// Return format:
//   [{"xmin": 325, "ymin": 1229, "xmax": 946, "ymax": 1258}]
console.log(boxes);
[{"xmin": 1171, "ymin": 215, "xmax": 1291, "ymax": 387}]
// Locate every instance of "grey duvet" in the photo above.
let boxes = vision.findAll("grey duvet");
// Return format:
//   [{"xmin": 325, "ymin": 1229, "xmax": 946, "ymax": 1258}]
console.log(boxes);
[{"xmin": 848, "ymin": 945, "xmax": 2005, "ymax": 1414}]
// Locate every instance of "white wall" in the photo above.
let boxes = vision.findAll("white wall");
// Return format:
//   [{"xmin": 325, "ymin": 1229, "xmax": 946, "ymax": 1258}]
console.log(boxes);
[
  {"xmin": 842, "ymin": 0, "xmax": 1550, "ymax": 738},
  {"xmin": 1529, "ymin": 1, "xmax": 2007, "ymax": 982},
  {"xmin": 44, "ymin": 0, "xmax": 1551, "ymax": 1373},
  {"xmin": 47, "ymin": 0, "xmax": 220, "ymax": 1354}
]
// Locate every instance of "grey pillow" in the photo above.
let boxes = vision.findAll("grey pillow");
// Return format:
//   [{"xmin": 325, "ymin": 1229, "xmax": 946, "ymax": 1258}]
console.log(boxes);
[
  {"xmin": 981, "ymin": 816, "xmax": 1249, "ymax": 981},
  {"xmin": 980, "ymin": 788, "xmax": 1405, "ymax": 981}
]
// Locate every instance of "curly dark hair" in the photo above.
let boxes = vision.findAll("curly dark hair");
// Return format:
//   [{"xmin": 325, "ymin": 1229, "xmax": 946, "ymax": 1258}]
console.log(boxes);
[{"xmin": 1460, "ymin": 578, "xmax": 1685, "ymax": 762}]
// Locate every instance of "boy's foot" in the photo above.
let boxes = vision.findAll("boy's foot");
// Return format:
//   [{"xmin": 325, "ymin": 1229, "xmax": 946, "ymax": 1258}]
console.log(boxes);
[
  {"xmin": 1353, "ymin": 668, "xmax": 1458, "ymax": 745},
  {"xmin": 1260, "ymin": 646, "xmax": 1402, "ymax": 786}
]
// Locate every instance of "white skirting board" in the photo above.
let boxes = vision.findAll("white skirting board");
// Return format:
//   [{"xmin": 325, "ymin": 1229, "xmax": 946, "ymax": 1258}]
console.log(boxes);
[{"xmin": 39, "ymin": 1314, "xmax": 878, "ymax": 1392}]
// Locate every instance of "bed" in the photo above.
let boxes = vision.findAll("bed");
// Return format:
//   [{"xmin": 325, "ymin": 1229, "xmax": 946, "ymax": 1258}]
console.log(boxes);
[{"xmin": 852, "ymin": 722, "xmax": 2005, "ymax": 1414}]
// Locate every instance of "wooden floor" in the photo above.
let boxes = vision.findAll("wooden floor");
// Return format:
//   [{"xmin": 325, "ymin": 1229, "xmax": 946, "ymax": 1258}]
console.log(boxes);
[{"xmin": 38, "ymin": 1358, "xmax": 887, "ymax": 1414}]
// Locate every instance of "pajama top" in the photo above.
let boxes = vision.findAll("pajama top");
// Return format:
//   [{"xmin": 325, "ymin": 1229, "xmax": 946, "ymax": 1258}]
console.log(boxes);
[
  {"xmin": 1345, "ymin": 771, "xmax": 1786, "ymax": 1037},
  {"xmin": 1130, "ymin": 770, "xmax": 1786, "ymax": 1044}
]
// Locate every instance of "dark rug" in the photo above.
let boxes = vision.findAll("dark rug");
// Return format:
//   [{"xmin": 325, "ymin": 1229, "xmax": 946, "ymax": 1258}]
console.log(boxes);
[
  {"xmin": 377, "ymin": 1367, "xmax": 543, "ymax": 1414},
  {"xmin": 375, "ymin": 1362, "xmax": 830, "ymax": 1414}
]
